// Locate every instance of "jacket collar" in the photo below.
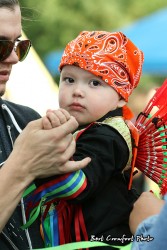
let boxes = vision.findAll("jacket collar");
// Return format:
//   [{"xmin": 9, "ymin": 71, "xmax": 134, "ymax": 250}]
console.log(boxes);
[{"xmin": 78, "ymin": 108, "xmax": 123, "ymax": 131}]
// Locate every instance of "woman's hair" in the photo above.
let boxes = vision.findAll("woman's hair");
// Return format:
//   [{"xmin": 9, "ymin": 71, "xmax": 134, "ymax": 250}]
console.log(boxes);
[{"xmin": 0, "ymin": 0, "xmax": 19, "ymax": 10}]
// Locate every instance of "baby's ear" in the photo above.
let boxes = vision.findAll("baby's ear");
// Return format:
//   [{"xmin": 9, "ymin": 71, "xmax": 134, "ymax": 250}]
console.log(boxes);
[{"xmin": 117, "ymin": 98, "xmax": 126, "ymax": 108}]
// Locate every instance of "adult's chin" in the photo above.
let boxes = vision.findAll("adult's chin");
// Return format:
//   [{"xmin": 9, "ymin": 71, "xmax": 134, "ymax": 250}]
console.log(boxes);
[{"xmin": 0, "ymin": 83, "xmax": 6, "ymax": 97}]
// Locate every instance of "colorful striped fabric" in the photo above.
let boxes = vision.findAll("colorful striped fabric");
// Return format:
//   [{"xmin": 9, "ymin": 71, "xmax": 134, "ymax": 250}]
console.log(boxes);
[{"xmin": 22, "ymin": 170, "xmax": 87, "ymax": 230}]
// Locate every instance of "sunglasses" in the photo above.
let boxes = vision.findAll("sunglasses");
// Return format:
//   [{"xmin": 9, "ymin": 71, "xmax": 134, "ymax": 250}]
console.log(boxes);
[{"xmin": 0, "ymin": 39, "xmax": 31, "ymax": 62}]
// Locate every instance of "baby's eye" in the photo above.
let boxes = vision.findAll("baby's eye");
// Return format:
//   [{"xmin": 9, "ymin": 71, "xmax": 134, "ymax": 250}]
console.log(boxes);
[
  {"xmin": 89, "ymin": 80, "xmax": 101, "ymax": 87},
  {"xmin": 64, "ymin": 77, "xmax": 74, "ymax": 84}
]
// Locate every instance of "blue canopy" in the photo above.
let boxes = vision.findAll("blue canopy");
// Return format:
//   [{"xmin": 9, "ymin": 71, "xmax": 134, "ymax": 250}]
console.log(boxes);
[
  {"xmin": 44, "ymin": 8, "xmax": 167, "ymax": 76},
  {"xmin": 44, "ymin": 50, "xmax": 63, "ymax": 76}
]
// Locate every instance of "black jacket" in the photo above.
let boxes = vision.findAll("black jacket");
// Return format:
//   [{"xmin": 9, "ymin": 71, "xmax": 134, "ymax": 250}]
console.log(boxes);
[
  {"xmin": 0, "ymin": 98, "xmax": 44, "ymax": 250},
  {"xmin": 36, "ymin": 108, "xmax": 138, "ymax": 250},
  {"xmin": 70, "ymin": 108, "xmax": 138, "ymax": 249}
]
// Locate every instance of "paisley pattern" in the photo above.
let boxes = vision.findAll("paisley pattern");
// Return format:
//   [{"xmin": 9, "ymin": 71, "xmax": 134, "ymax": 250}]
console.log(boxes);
[{"xmin": 59, "ymin": 31, "xmax": 144, "ymax": 101}]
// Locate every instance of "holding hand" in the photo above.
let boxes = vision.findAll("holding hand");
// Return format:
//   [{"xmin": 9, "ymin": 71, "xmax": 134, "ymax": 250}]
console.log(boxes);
[
  {"xmin": 11, "ymin": 115, "xmax": 90, "ymax": 181},
  {"xmin": 129, "ymin": 191, "xmax": 165, "ymax": 234},
  {"xmin": 0, "ymin": 113, "xmax": 91, "ymax": 232},
  {"xmin": 43, "ymin": 108, "xmax": 71, "ymax": 129}
]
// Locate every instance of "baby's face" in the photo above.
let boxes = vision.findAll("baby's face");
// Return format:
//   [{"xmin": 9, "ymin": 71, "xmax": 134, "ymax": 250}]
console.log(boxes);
[{"xmin": 59, "ymin": 65, "xmax": 125, "ymax": 125}]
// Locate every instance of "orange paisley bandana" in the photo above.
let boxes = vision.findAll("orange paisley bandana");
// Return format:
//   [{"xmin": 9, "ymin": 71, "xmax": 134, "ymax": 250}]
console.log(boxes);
[{"xmin": 59, "ymin": 31, "xmax": 144, "ymax": 101}]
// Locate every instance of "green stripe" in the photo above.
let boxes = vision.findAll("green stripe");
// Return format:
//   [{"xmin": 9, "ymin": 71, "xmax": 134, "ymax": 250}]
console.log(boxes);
[
  {"xmin": 44, "ymin": 170, "xmax": 85, "ymax": 199},
  {"xmin": 21, "ymin": 171, "xmax": 86, "ymax": 229},
  {"xmin": 21, "ymin": 197, "xmax": 45, "ymax": 229},
  {"xmin": 46, "ymin": 171, "xmax": 86, "ymax": 200},
  {"xmin": 34, "ymin": 241, "xmax": 132, "ymax": 250},
  {"xmin": 22, "ymin": 184, "xmax": 36, "ymax": 198}
]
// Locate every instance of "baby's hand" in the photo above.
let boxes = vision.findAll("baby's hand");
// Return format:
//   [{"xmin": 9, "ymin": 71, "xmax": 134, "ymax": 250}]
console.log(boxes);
[{"xmin": 42, "ymin": 108, "xmax": 71, "ymax": 129}]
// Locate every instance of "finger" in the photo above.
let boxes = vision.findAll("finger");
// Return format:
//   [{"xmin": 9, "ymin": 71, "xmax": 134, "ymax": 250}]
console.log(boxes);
[
  {"xmin": 58, "ymin": 108, "xmax": 71, "ymax": 120},
  {"xmin": 27, "ymin": 118, "xmax": 44, "ymax": 130},
  {"xmin": 46, "ymin": 109, "xmax": 53, "ymax": 113},
  {"xmin": 42, "ymin": 116, "xmax": 53, "ymax": 130},
  {"xmin": 62, "ymin": 157, "xmax": 91, "ymax": 173},
  {"xmin": 52, "ymin": 116, "xmax": 78, "ymax": 137},
  {"xmin": 53, "ymin": 109, "xmax": 69, "ymax": 124},
  {"xmin": 58, "ymin": 137, "xmax": 76, "ymax": 158},
  {"xmin": 46, "ymin": 111, "xmax": 62, "ymax": 127}
]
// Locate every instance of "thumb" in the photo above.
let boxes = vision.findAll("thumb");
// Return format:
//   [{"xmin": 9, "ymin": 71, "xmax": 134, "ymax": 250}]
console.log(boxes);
[{"xmin": 26, "ymin": 118, "xmax": 43, "ymax": 130}]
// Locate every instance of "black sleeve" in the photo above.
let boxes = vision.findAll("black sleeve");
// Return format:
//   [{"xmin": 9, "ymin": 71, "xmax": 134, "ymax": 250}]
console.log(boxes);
[{"xmin": 72, "ymin": 123, "xmax": 129, "ymax": 200}]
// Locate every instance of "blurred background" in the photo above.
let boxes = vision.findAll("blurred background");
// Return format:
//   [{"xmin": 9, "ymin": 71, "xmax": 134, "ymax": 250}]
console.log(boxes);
[
  {"xmin": 16, "ymin": 0, "xmax": 167, "ymax": 113},
  {"xmin": 5, "ymin": 0, "xmax": 166, "ymax": 198}
]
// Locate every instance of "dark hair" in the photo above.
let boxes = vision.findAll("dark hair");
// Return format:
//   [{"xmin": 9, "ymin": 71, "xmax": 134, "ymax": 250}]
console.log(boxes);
[{"xmin": 0, "ymin": 0, "xmax": 19, "ymax": 10}]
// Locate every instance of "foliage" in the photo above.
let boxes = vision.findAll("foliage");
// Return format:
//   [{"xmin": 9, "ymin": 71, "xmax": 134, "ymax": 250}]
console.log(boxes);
[
  {"xmin": 19, "ymin": 0, "xmax": 167, "ymax": 60},
  {"xmin": 19, "ymin": 0, "xmax": 167, "ymax": 89}
]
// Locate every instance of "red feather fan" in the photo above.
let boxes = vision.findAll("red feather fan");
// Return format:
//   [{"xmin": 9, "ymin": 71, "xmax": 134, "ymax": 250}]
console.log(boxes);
[{"xmin": 130, "ymin": 79, "xmax": 167, "ymax": 195}]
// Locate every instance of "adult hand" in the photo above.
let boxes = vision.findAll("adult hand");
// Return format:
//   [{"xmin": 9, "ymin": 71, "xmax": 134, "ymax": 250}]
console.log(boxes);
[
  {"xmin": 9, "ymin": 116, "xmax": 91, "ymax": 184},
  {"xmin": 129, "ymin": 191, "xmax": 165, "ymax": 234},
  {"xmin": 0, "ymin": 115, "xmax": 91, "ymax": 231}
]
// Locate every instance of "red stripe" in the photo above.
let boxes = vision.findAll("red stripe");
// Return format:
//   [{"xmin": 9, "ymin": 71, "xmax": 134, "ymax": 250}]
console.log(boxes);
[
  {"xmin": 64, "ymin": 178, "xmax": 87, "ymax": 200},
  {"xmin": 74, "ymin": 206, "xmax": 81, "ymax": 242},
  {"xmin": 75, "ymin": 123, "xmax": 95, "ymax": 141},
  {"xmin": 34, "ymin": 173, "xmax": 71, "ymax": 195}
]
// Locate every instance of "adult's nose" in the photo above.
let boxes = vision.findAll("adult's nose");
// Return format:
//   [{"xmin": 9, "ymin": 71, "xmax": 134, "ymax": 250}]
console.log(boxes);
[{"xmin": 3, "ymin": 49, "xmax": 19, "ymax": 65}]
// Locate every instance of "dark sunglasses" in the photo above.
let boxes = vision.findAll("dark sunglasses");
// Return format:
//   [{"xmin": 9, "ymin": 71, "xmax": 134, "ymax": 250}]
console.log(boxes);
[{"xmin": 0, "ymin": 39, "xmax": 31, "ymax": 62}]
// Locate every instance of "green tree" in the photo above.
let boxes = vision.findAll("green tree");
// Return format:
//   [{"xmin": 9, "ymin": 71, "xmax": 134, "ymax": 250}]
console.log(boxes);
[
  {"xmin": 19, "ymin": 0, "xmax": 167, "ymax": 60},
  {"xmin": 19, "ymin": 0, "xmax": 167, "ymax": 89}
]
